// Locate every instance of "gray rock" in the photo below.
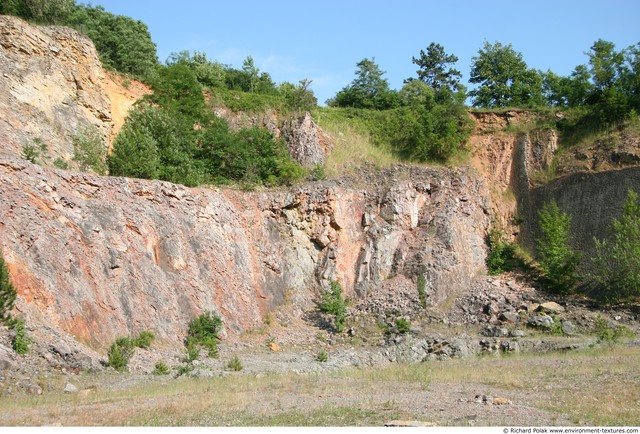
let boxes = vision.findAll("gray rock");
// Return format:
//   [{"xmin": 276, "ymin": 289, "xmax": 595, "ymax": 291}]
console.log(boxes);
[
  {"xmin": 482, "ymin": 326, "xmax": 509, "ymax": 337},
  {"xmin": 484, "ymin": 302, "xmax": 500, "ymax": 316},
  {"xmin": 51, "ymin": 341, "xmax": 72, "ymax": 357},
  {"xmin": 528, "ymin": 315, "xmax": 554, "ymax": 329},
  {"xmin": 0, "ymin": 344, "xmax": 15, "ymax": 370},
  {"xmin": 499, "ymin": 311, "xmax": 519, "ymax": 323},
  {"xmin": 510, "ymin": 329, "xmax": 527, "ymax": 338},
  {"xmin": 561, "ymin": 320, "xmax": 577, "ymax": 336},
  {"xmin": 63, "ymin": 383, "xmax": 78, "ymax": 394}
]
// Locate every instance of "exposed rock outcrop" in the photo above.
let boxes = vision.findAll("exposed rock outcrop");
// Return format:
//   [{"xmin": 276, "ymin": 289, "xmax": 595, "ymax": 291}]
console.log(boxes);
[
  {"xmin": 468, "ymin": 111, "xmax": 558, "ymax": 237},
  {"xmin": 214, "ymin": 107, "xmax": 333, "ymax": 166},
  {"xmin": 0, "ymin": 158, "xmax": 491, "ymax": 349},
  {"xmin": 0, "ymin": 15, "xmax": 112, "ymax": 163}
]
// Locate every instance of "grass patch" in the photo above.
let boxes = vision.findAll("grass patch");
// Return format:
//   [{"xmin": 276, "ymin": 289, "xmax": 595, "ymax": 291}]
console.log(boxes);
[
  {"xmin": 0, "ymin": 348, "xmax": 637, "ymax": 426},
  {"xmin": 312, "ymin": 107, "xmax": 399, "ymax": 178}
]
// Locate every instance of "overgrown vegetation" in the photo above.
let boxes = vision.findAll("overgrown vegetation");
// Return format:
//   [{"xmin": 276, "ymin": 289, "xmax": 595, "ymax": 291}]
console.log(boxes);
[
  {"xmin": 185, "ymin": 311, "xmax": 222, "ymax": 359},
  {"xmin": 536, "ymin": 201, "xmax": 581, "ymax": 294},
  {"xmin": 485, "ymin": 229, "xmax": 530, "ymax": 275},
  {"xmin": 107, "ymin": 331, "xmax": 156, "ymax": 371},
  {"xmin": 11, "ymin": 319, "xmax": 30, "ymax": 355},
  {"xmin": 318, "ymin": 281, "xmax": 349, "ymax": 333},
  {"xmin": 72, "ymin": 125, "xmax": 107, "ymax": 175},
  {"xmin": 108, "ymin": 62, "xmax": 305, "ymax": 187},
  {"xmin": 588, "ymin": 190, "xmax": 640, "ymax": 302},
  {"xmin": 0, "ymin": 249, "xmax": 17, "ymax": 327},
  {"xmin": 107, "ymin": 337, "xmax": 135, "ymax": 371},
  {"xmin": 593, "ymin": 316, "xmax": 634, "ymax": 345}
]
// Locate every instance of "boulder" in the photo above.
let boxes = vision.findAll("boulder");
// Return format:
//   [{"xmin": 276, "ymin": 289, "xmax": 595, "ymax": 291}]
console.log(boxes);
[
  {"xmin": 528, "ymin": 315, "xmax": 554, "ymax": 329},
  {"xmin": 536, "ymin": 302, "xmax": 565, "ymax": 314}
]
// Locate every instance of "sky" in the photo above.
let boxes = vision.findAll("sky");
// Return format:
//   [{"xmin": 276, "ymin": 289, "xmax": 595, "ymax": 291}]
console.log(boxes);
[{"xmin": 93, "ymin": 0, "xmax": 640, "ymax": 105}]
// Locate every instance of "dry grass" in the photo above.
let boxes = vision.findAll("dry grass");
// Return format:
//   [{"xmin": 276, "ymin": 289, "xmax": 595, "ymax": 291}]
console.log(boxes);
[
  {"xmin": 0, "ymin": 347, "xmax": 638, "ymax": 426},
  {"xmin": 312, "ymin": 109, "xmax": 398, "ymax": 178}
]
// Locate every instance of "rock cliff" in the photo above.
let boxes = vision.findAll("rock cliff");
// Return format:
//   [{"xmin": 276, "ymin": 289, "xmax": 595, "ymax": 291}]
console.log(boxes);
[
  {"xmin": 0, "ymin": 15, "xmax": 111, "ymax": 163},
  {"xmin": 0, "ymin": 158, "xmax": 490, "ymax": 349}
]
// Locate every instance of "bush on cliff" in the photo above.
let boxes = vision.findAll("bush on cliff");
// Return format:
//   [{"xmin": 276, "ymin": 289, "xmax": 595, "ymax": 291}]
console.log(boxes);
[
  {"xmin": 318, "ymin": 281, "xmax": 349, "ymax": 333},
  {"xmin": 0, "ymin": 249, "xmax": 17, "ymax": 327}
]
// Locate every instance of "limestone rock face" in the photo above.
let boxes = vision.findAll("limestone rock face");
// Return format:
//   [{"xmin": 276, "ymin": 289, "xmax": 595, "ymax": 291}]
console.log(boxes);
[
  {"xmin": 0, "ymin": 158, "xmax": 491, "ymax": 349},
  {"xmin": 0, "ymin": 16, "xmax": 112, "ymax": 163}
]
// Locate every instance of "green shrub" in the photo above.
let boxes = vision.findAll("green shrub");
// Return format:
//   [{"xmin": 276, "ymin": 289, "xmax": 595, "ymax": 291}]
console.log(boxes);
[
  {"xmin": 318, "ymin": 281, "xmax": 349, "ymax": 333},
  {"xmin": 316, "ymin": 350, "xmax": 328, "ymax": 362},
  {"xmin": 594, "ymin": 315, "xmax": 634, "ymax": 345},
  {"xmin": 183, "ymin": 336, "xmax": 200, "ymax": 363},
  {"xmin": 536, "ymin": 201, "xmax": 581, "ymax": 294},
  {"xmin": 72, "ymin": 125, "xmax": 107, "ymax": 175},
  {"xmin": 152, "ymin": 361, "xmax": 170, "ymax": 375},
  {"xmin": 21, "ymin": 138, "xmax": 47, "ymax": 164},
  {"xmin": 395, "ymin": 318, "xmax": 412, "ymax": 334},
  {"xmin": 107, "ymin": 337, "xmax": 135, "ymax": 371},
  {"xmin": 589, "ymin": 190, "xmax": 640, "ymax": 302},
  {"xmin": 226, "ymin": 355, "xmax": 243, "ymax": 371},
  {"xmin": 186, "ymin": 311, "xmax": 222, "ymax": 359},
  {"xmin": 133, "ymin": 330, "xmax": 155, "ymax": 349},
  {"xmin": 486, "ymin": 230, "xmax": 518, "ymax": 275},
  {"xmin": 11, "ymin": 319, "xmax": 30, "ymax": 355},
  {"xmin": 0, "ymin": 249, "xmax": 17, "ymax": 327},
  {"xmin": 53, "ymin": 158, "xmax": 69, "ymax": 170}
]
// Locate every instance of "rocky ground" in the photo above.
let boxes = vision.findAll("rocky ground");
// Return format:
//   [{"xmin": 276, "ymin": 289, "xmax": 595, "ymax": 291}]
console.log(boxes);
[{"xmin": 0, "ymin": 272, "xmax": 638, "ymax": 426}]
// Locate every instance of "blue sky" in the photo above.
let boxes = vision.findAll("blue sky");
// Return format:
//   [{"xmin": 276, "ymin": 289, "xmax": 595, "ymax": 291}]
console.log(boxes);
[{"xmin": 94, "ymin": 0, "xmax": 640, "ymax": 105}]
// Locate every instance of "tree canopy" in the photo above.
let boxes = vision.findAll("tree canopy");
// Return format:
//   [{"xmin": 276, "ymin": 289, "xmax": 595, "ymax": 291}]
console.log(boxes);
[
  {"xmin": 409, "ymin": 42, "xmax": 462, "ymax": 102},
  {"xmin": 328, "ymin": 58, "xmax": 399, "ymax": 110},
  {"xmin": 469, "ymin": 41, "xmax": 544, "ymax": 108}
]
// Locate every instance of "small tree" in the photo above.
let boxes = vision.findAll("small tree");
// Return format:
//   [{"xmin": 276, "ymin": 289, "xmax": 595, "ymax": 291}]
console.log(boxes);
[
  {"xmin": 318, "ymin": 281, "xmax": 349, "ymax": 333},
  {"xmin": 590, "ymin": 190, "xmax": 640, "ymax": 302},
  {"xmin": 0, "ymin": 249, "xmax": 17, "ymax": 327},
  {"xmin": 186, "ymin": 311, "xmax": 223, "ymax": 358},
  {"xmin": 107, "ymin": 337, "xmax": 135, "ymax": 371},
  {"xmin": 536, "ymin": 201, "xmax": 581, "ymax": 294}
]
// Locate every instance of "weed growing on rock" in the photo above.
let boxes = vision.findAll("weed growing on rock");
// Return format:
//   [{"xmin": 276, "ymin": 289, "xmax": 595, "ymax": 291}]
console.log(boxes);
[
  {"xmin": 316, "ymin": 350, "xmax": 328, "ymax": 362},
  {"xmin": 152, "ymin": 361, "xmax": 170, "ymax": 375},
  {"xmin": 395, "ymin": 318, "xmax": 412, "ymax": 334},
  {"xmin": 486, "ymin": 229, "xmax": 530, "ymax": 275},
  {"xmin": 72, "ymin": 125, "xmax": 107, "ymax": 175},
  {"xmin": 133, "ymin": 330, "xmax": 155, "ymax": 349},
  {"xmin": 0, "ymin": 249, "xmax": 17, "ymax": 327},
  {"xmin": 226, "ymin": 355, "xmax": 243, "ymax": 371}
]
